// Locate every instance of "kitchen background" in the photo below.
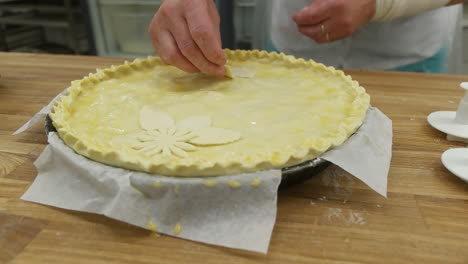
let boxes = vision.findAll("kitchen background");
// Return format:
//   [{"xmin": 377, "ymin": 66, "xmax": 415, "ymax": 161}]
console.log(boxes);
[{"xmin": 0, "ymin": 0, "xmax": 467, "ymax": 74}]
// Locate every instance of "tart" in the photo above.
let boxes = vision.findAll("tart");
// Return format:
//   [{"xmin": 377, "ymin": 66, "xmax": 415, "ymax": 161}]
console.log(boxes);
[{"xmin": 50, "ymin": 50, "xmax": 370, "ymax": 177}]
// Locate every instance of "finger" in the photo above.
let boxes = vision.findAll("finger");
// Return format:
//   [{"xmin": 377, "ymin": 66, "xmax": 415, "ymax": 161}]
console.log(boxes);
[
  {"xmin": 207, "ymin": 0, "xmax": 221, "ymax": 29},
  {"xmin": 207, "ymin": 1, "xmax": 223, "ymax": 48},
  {"xmin": 171, "ymin": 18, "xmax": 225, "ymax": 76},
  {"xmin": 314, "ymin": 29, "xmax": 348, "ymax": 44},
  {"xmin": 185, "ymin": 0, "xmax": 226, "ymax": 66},
  {"xmin": 297, "ymin": 21, "xmax": 329, "ymax": 40},
  {"xmin": 152, "ymin": 29, "xmax": 199, "ymax": 73},
  {"xmin": 293, "ymin": 0, "xmax": 342, "ymax": 26},
  {"xmin": 298, "ymin": 16, "xmax": 354, "ymax": 44},
  {"xmin": 313, "ymin": 23, "xmax": 350, "ymax": 44},
  {"xmin": 147, "ymin": 12, "xmax": 198, "ymax": 73},
  {"xmin": 148, "ymin": 12, "xmax": 158, "ymax": 40}
]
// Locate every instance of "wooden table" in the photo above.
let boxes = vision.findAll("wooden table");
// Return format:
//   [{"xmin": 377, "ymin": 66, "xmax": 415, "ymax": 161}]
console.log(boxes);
[{"xmin": 1, "ymin": 52, "xmax": 467, "ymax": 264}]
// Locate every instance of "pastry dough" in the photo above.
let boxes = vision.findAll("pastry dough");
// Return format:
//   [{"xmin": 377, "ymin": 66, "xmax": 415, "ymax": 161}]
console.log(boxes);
[{"xmin": 50, "ymin": 50, "xmax": 370, "ymax": 176}]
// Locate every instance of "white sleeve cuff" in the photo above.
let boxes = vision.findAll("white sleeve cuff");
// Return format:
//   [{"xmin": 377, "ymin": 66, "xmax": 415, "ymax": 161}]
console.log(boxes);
[{"xmin": 372, "ymin": 0, "xmax": 451, "ymax": 21}]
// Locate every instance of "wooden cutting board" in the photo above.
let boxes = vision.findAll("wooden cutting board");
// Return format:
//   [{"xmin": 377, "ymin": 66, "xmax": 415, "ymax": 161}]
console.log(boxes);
[{"xmin": 0, "ymin": 52, "xmax": 467, "ymax": 264}]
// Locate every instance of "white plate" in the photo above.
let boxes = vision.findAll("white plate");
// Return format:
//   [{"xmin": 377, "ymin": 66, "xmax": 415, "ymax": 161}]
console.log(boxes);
[
  {"xmin": 427, "ymin": 111, "xmax": 468, "ymax": 139},
  {"xmin": 441, "ymin": 148, "xmax": 468, "ymax": 183}
]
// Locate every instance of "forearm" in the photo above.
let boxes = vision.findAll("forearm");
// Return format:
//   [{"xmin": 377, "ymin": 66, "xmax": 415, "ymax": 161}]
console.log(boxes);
[
  {"xmin": 448, "ymin": 0, "xmax": 467, "ymax": 5},
  {"xmin": 373, "ymin": 0, "xmax": 465, "ymax": 21}
]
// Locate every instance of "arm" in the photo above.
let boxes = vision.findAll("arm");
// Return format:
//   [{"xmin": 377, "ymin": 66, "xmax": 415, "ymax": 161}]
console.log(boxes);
[
  {"xmin": 148, "ymin": 0, "xmax": 226, "ymax": 77},
  {"xmin": 373, "ymin": 0, "xmax": 466, "ymax": 21},
  {"xmin": 293, "ymin": 0, "xmax": 466, "ymax": 43}
]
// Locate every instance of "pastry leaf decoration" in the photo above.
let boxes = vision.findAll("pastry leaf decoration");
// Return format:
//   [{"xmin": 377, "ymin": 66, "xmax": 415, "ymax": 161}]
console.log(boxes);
[{"xmin": 224, "ymin": 65, "xmax": 255, "ymax": 79}]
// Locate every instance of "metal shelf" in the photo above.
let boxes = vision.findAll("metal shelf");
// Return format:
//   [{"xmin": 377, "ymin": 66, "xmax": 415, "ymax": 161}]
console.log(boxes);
[
  {"xmin": 0, "ymin": 4, "xmax": 80, "ymax": 13},
  {"xmin": 0, "ymin": 13, "xmax": 71, "ymax": 28},
  {"xmin": 0, "ymin": 25, "xmax": 43, "ymax": 50},
  {"xmin": 0, "ymin": 0, "xmax": 85, "ymax": 54}
]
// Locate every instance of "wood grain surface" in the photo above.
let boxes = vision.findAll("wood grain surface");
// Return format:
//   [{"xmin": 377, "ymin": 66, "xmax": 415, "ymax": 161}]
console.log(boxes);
[{"xmin": 0, "ymin": 52, "xmax": 467, "ymax": 264}]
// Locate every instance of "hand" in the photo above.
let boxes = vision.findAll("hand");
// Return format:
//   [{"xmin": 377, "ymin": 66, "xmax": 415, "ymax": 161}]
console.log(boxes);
[
  {"xmin": 292, "ymin": 0, "xmax": 376, "ymax": 43},
  {"xmin": 148, "ymin": 0, "xmax": 226, "ymax": 77}
]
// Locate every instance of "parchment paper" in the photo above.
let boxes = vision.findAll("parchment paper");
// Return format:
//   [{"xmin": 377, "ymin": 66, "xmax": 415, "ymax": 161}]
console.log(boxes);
[{"xmin": 16, "ymin": 93, "xmax": 392, "ymax": 253}]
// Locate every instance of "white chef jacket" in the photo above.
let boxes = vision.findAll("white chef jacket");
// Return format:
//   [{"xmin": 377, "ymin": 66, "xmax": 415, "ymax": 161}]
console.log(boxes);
[{"xmin": 270, "ymin": 0, "xmax": 462, "ymax": 70}]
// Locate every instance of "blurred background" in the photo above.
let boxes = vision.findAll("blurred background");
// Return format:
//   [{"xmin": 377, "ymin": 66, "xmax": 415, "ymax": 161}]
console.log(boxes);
[{"xmin": 0, "ymin": 0, "xmax": 467, "ymax": 74}]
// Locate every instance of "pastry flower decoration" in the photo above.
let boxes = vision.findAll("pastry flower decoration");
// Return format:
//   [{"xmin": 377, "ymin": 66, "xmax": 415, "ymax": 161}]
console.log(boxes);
[{"xmin": 131, "ymin": 105, "xmax": 241, "ymax": 158}]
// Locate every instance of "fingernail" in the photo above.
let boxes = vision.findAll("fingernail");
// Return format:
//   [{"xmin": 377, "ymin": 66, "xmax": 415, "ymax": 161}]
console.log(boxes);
[
  {"xmin": 217, "ymin": 52, "xmax": 227, "ymax": 65},
  {"xmin": 292, "ymin": 13, "xmax": 299, "ymax": 21}
]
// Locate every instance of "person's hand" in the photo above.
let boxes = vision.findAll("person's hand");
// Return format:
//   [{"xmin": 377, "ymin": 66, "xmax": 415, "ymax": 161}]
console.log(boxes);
[
  {"xmin": 292, "ymin": 0, "xmax": 376, "ymax": 43},
  {"xmin": 148, "ymin": 0, "xmax": 226, "ymax": 77}
]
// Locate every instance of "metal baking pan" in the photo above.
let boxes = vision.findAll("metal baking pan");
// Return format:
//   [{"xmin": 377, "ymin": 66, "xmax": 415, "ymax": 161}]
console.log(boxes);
[{"xmin": 45, "ymin": 116, "xmax": 329, "ymax": 189}]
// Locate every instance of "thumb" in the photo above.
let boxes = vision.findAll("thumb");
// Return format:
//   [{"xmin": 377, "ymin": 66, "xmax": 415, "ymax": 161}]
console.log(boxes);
[{"xmin": 292, "ymin": 6, "xmax": 310, "ymax": 23}]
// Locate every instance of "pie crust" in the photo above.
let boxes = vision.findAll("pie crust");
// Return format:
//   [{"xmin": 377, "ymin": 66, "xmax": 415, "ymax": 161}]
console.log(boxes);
[{"xmin": 50, "ymin": 49, "xmax": 370, "ymax": 177}]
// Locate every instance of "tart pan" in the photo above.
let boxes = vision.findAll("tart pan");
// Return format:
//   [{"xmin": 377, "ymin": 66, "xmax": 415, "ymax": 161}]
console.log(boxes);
[{"xmin": 45, "ymin": 115, "xmax": 329, "ymax": 189}]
